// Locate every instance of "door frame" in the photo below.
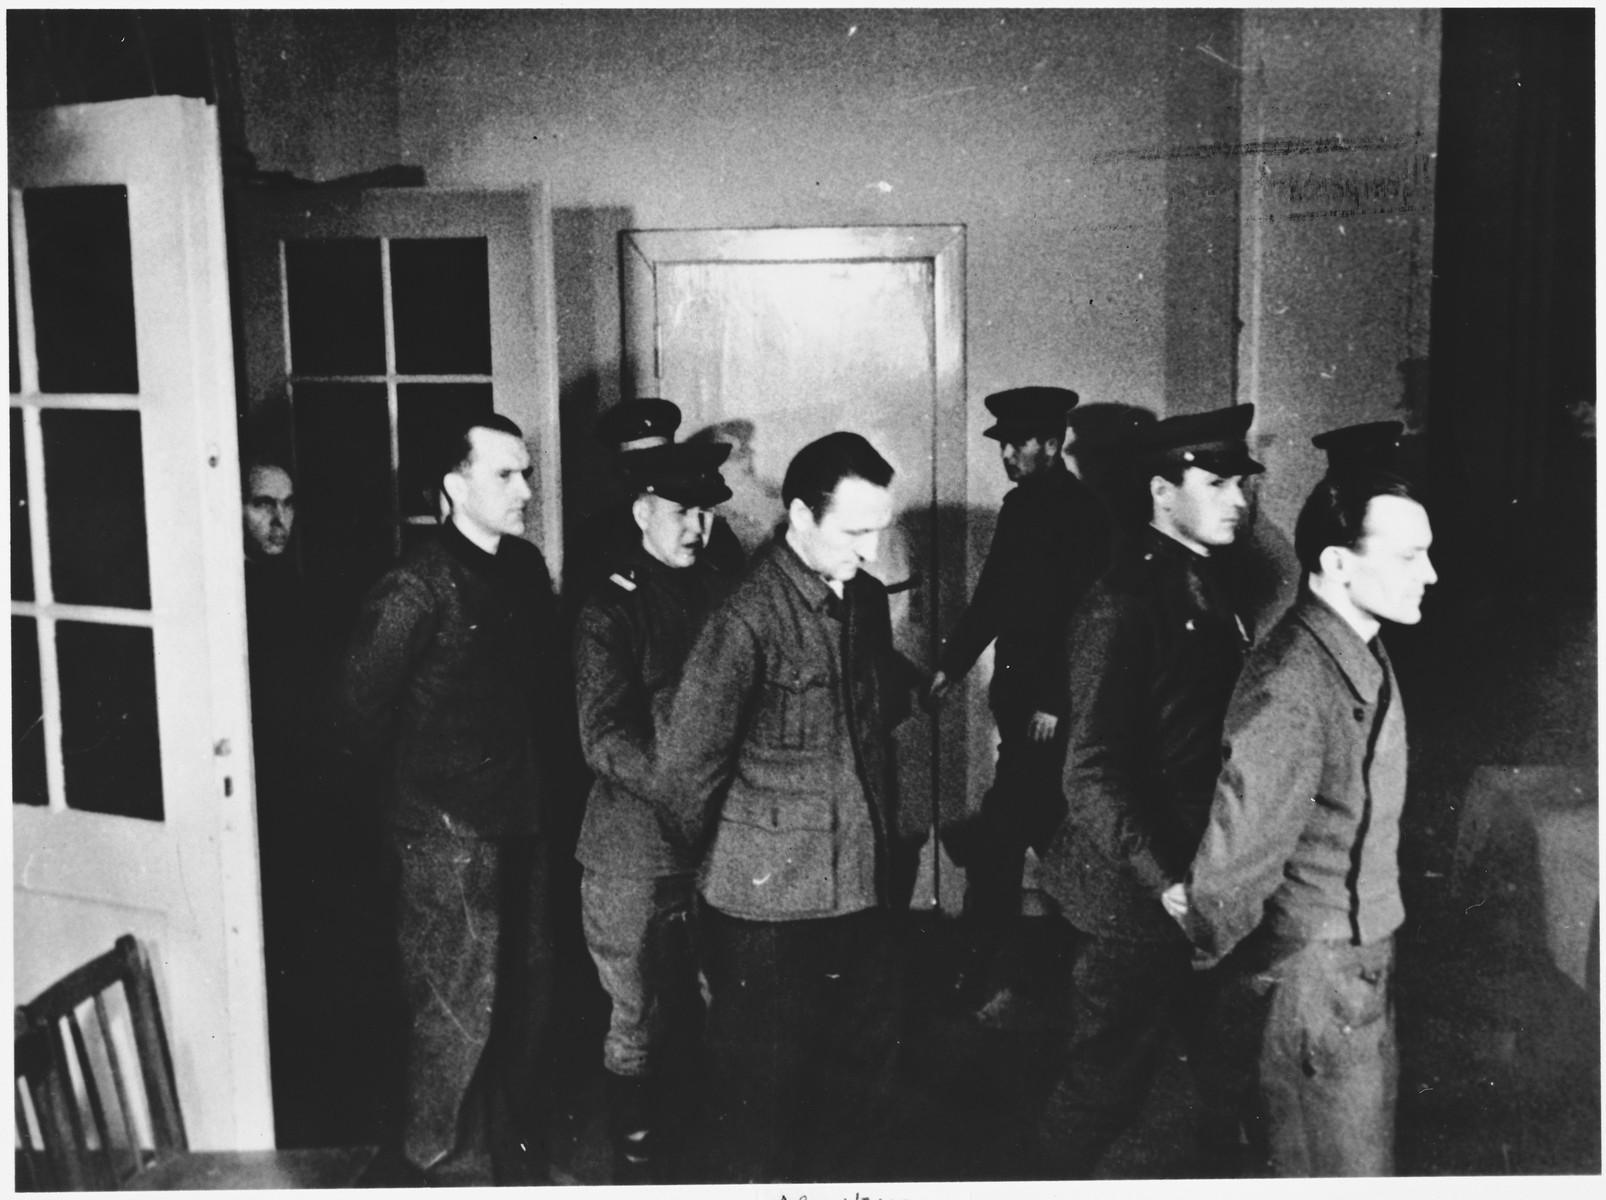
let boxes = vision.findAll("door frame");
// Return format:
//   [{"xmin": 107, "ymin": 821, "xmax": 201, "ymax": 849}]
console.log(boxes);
[{"xmin": 620, "ymin": 225, "xmax": 968, "ymax": 909}]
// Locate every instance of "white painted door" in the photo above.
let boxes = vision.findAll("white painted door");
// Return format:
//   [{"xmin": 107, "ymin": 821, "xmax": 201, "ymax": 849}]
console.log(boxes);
[
  {"xmin": 10, "ymin": 98, "xmax": 271, "ymax": 1147},
  {"xmin": 621, "ymin": 226, "xmax": 969, "ymax": 910}
]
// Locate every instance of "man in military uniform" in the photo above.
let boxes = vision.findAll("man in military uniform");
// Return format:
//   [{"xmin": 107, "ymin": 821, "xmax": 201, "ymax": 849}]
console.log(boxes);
[
  {"xmin": 572, "ymin": 398, "xmax": 745, "ymax": 594},
  {"xmin": 1036, "ymin": 404, "xmax": 1264, "ymax": 1178},
  {"xmin": 571, "ymin": 439, "xmax": 733, "ymax": 1183},
  {"xmin": 927, "ymin": 386, "xmax": 1112, "ymax": 1013}
]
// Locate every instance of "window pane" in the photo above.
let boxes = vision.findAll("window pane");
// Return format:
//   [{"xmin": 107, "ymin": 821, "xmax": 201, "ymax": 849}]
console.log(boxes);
[
  {"xmin": 23, "ymin": 186, "xmax": 139, "ymax": 394},
  {"xmin": 285, "ymin": 239, "xmax": 385, "ymax": 376},
  {"xmin": 41, "ymin": 410, "xmax": 151, "ymax": 609},
  {"xmin": 12, "ymin": 408, "xmax": 33, "ymax": 601},
  {"xmin": 391, "ymin": 238, "xmax": 492, "ymax": 375},
  {"xmin": 293, "ymin": 382, "xmax": 393, "ymax": 629},
  {"xmin": 12, "ymin": 617, "xmax": 48, "ymax": 807},
  {"xmin": 58, "ymin": 621, "xmax": 163, "ymax": 821},
  {"xmin": 397, "ymin": 383, "xmax": 493, "ymax": 517}
]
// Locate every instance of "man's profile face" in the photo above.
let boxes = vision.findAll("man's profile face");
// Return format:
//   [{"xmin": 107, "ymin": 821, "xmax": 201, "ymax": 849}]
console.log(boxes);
[
  {"xmin": 447, "ymin": 427, "xmax": 532, "ymax": 542},
  {"xmin": 1336, "ymin": 495, "xmax": 1436, "ymax": 626},
  {"xmin": 1162, "ymin": 466, "xmax": 1248, "ymax": 551},
  {"xmin": 789, "ymin": 475, "xmax": 895, "ymax": 585},
  {"xmin": 243, "ymin": 465, "xmax": 295, "ymax": 558},
  {"xmin": 635, "ymin": 493, "xmax": 713, "ymax": 569},
  {"xmin": 1000, "ymin": 434, "xmax": 1059, "ymax": 483}
]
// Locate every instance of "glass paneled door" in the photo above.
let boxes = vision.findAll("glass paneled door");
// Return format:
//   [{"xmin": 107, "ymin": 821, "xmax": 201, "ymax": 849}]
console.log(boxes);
[
  {"xmin": 233, "ymin": 189, "xmax": 561, "ymax": 641},
  {"xmin": 10, "ymin": 97, "xmax": 270, "ymax": 1148}
]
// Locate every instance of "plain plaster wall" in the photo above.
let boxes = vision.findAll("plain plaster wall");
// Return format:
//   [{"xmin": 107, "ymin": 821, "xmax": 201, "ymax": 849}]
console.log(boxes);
[{"xmin": 231, "ymin": 7, "xmax": 1440, "ymax": 822}]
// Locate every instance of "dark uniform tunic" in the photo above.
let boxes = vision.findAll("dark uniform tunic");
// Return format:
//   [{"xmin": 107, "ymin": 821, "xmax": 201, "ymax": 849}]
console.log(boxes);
[
  {"xmin": 1035, "ymin": 525, "xmax": 1251, "ymax": 1178},
  {"xmin": 572, "ymin": 547, "xmax": 728, "ymax": 1086},
  {"xmin": 937, "ymin": 464, "xmax": 1111, "ymax": 967}
]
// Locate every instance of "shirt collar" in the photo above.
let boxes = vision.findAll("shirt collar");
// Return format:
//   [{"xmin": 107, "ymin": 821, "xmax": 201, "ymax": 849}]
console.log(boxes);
[
  {"xmin": 773, "ymin": 534, "xmax": 839, "ymax": 614},
  {"xmin": 1294, "ymin": 590, "xmax": 1388, "ymax": 701},
  {"xmin": 440, "ymin": 518, "xmax": 503, "ymax": 577}
]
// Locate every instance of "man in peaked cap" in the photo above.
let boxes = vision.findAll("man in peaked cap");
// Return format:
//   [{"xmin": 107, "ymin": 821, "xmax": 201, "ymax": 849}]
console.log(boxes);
[
  {"xmin": 571, "ymin": 438, "xmax": 735, "ymax": 1183},
  {"xmin": 1312, "ymin": 420, "xmax": 1404, "ymax": 476},
  {"xmin": 579, "ymin": 398, "xmax": 745, "ymax": 586},
  {"xmin": 1035, "ymin": 403, "xmax": 1265, "ymax": 1177},
  {"xmin": 927, "ymin": 386, "xmax": 1113, "ymax": 1019}
]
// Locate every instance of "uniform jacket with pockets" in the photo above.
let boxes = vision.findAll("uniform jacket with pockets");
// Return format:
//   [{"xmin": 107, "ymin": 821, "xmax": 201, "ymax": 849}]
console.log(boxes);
[{"xmin": 653, "ymin": 536, "xmax": 912, "ymax": 919}]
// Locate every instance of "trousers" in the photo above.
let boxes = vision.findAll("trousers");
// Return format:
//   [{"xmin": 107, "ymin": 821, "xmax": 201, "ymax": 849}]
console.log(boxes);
[
  {"xmin": 580, "ymin": 870, "xmax": 701, "ymax": 1078},
  {"xmin": 1037, "ymin": 934, "xmax": 1249, "ymax": 1178},
  {"xmin": 391, "ymin": 827, "xmax": 553, "ymax": 1183},
  {"xmin": 694, "ymin": 906, "xmax": 905, "ymax": 1183},
  {"xmin": 1231, "ymin": 936, "xmax": 1398, "ymax": 1176}
]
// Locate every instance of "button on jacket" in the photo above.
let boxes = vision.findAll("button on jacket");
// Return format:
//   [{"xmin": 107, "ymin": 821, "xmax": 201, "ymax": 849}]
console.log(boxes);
[
  {"xmin": 937, "ymin": 466, "xmax": 1111, "ymax": 717},
  {"xmin": 653, "ymin": 536, "xmax": 911, "ymax": 920},
  {"xmin": 1183, "ymin": 592, "xmax": 1407, "ymax": 965},
  {"xmin": 1040, "ymin": 526, "xmax": 1251, "ymax": 941},
  {"xmin": 336, "ymin": 521, "xmax": 561, "ymax": 836},
  {"xmin": 573, "ymin": 547, "xmax": 728, "ymax": 877}
]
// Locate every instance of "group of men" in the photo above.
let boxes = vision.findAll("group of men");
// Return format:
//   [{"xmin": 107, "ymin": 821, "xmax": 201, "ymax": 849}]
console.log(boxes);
[{"xmin": 243, "ymin": 380, "xmax": 1433, "ymax": 1184}]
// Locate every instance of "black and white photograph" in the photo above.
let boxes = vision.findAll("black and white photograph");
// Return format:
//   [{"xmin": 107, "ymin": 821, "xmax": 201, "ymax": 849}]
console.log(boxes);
[{"xmin": 8, "ymin": 6, "xmax": 1597, "ymax": 1192}]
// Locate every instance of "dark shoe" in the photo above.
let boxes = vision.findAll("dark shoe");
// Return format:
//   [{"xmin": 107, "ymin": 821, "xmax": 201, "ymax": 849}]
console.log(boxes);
[{"xmin": 606, "ymin": 1071, "xmax": 657, "ymax": 1185}]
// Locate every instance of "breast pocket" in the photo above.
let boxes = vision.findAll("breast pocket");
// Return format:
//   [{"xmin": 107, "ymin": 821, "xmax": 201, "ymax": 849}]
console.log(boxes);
[{"xmin": 756, "ymin": 666, "xmax": 833, "ymax": 750}]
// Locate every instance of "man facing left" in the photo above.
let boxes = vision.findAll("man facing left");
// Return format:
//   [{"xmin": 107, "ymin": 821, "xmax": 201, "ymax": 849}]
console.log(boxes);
[{"xmin": 337, "ymin": 413, "xmax": 563, "ymax": 1185}]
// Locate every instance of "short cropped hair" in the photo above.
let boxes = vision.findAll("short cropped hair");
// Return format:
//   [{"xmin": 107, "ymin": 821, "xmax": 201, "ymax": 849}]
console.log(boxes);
[
  {"xmin": 441, "ymin": 413, "xmax": 524, "ymax": 488},
  {"xmin": 1293, "ymin": 470, "xmax": 1422, "ymax": 576},
  {"xmin": 241, "ymin": 458, "xmax": 292, "ymax": 493},
  {"xmin": 781, "ymin": 432, "xmax": 894, "ymax": 520}
]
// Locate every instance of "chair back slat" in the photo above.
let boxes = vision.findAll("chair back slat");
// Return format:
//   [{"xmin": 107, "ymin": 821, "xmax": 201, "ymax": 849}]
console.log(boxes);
[
  {"xmin": 62, "ymin": 1011, "xmax": 121, "ymax": 1186},
  {"xmin": 92, "ymin": 989, "xmax": 147, "ymax": 1173},
  {"xmin": 116, "ymin": 937, "xmax": 187, "ymax": 1152}
]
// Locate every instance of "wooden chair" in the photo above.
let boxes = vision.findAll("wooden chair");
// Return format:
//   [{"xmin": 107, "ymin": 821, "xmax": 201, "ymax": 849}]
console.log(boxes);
[{"xmin": 15, "ymin": 935, "xmax": 376, "ymax": 1191}]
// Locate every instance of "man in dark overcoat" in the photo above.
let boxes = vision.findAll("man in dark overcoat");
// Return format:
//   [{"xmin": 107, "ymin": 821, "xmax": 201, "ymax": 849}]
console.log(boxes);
[
  {"xmin": 927, "ymin": 386, "xmax": 1112, "ymax": 1012},
  {"xmin": 1036, "ymin": 403, "xmax": 1264, "ymax": 1177}
]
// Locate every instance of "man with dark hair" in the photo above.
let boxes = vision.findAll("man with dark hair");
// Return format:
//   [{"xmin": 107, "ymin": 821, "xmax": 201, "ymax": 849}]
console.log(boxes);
[
  {"xmin": 1036, "ymin": 403, "xmax": 1264, "ymax": 1178},
  {"xmin": 653, "ymin": 430, "xmax": 913, "ymax": 1182},
  {"xmin": 927, "ymin": 386, "xmax": 1112, "ymax": 1017},
  {"xmin": 337, "ymin": 413, "xmax": 563, "ymax": 1184},
  {"xmin": 572, "ymin": 439, "xmax": 734, "ymax": 1183},
  {"xmin": 1165, "ymin": 470, "xmax": 1435, "ymax": 1176}
]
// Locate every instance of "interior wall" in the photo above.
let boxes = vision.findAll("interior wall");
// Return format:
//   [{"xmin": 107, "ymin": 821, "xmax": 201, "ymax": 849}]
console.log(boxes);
[
  {"xmin": 230, "ymin": 7, "xmax": 1441, "ymax": 812},
  {"xmin": 1236, "ymin": 8, "xmax": 1441, "ymax": 534}
]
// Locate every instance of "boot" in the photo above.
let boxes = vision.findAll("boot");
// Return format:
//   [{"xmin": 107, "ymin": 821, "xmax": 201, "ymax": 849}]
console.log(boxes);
[{"xmin": 605, "ymin": 1071, "xmax": 656, "ymax": 1185}]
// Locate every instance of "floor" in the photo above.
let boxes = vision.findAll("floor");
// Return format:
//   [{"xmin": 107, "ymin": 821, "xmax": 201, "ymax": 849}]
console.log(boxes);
[{"xmin": 523, "ymin": 902, "xmax": 1599, "ymax": 1187}]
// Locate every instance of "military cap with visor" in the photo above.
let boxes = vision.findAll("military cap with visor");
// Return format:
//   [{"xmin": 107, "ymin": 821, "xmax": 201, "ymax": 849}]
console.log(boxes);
[
  {"xmin": 981, "ymin": 386, "xmax": 1081, "ymax": 442},
  {"xmin": 623, "ymin": 440, "xmax": 733, "ymax": 509},
  {"xmin": 595, "ymin": 397, "xmax": 683, "ymax": 452},
  {"xmin": 1128, "ymin": 403, "xmax": 1265, "ymax": 477},
  {"xmin": 1311, "ymin": 420, "xmax": 1403, "ymax": 475}
]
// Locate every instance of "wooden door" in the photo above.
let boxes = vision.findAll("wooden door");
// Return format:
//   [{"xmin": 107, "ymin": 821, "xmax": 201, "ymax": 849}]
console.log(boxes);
[
  {"xmin": 10, "ymin": 97, "xmax": 271, "ymax": 1147},
  {"xmin": 621, "ymin": 226, "xmax": 968, "ymax": 910},
  {"xmin": 232, "ymin": 188, "xmax": 562, "ymax": 631}
]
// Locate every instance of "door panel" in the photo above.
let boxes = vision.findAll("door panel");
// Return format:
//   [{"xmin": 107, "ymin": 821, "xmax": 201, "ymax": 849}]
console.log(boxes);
[
  {"xmin": 10, "ymin": 96, "xmax": 270, "ymax": 1148},
  {"xmin": 623, "ymin": 226, "xmax": 968, "ymax": 910}
]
